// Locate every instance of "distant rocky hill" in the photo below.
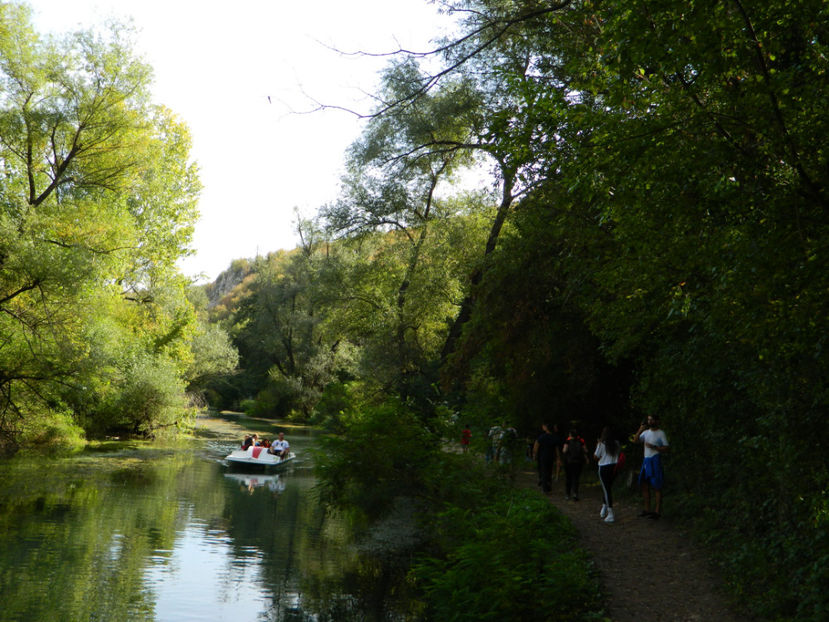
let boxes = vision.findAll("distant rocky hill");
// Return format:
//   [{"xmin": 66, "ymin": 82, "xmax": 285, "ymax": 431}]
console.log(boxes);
[
  {"xmin": 204, "ymin": 259, "xmax": 254, "ymax": 308},
  {"xmin": 204, "ymin": 249, "xmax": 298, "ymax": 311}
]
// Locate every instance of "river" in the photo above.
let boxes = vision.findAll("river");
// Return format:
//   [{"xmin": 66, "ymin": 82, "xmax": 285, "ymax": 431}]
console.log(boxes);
[{"xmin": 0, "ymin": 413, "xmax": 409, "ymax": 622}]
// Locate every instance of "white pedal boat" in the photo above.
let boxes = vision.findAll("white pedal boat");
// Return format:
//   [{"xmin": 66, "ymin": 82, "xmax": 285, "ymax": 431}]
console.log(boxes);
[{"xmin": 225, "ymin": 445, "xmax": 296, "ymax": 468}]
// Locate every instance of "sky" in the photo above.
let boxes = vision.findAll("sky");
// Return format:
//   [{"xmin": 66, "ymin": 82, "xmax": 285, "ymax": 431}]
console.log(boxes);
[{"xmin": 24, "ymin": 0, "xmax": 448, "ymax": 282}]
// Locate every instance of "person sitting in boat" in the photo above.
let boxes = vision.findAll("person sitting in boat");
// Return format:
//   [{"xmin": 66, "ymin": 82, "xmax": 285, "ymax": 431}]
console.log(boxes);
[
  {"xmin": 269, "ymin": 432, "xmax": 290, "ymax": 458},
  {"xmin": 242, "ymin": 435, "xmax": 253, "ymax": 450},
  {"xmin": 261, "ymin": 438, "xmax": 271, "ymax": 448}
]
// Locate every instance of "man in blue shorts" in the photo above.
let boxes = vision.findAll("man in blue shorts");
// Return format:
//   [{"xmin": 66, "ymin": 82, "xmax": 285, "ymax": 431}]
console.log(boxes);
[{"xmin": 634, "ymin": 415, "xmax": 669, "ymax": 519}]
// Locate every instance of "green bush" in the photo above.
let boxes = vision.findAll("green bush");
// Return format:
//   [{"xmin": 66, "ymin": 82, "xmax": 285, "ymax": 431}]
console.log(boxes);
[
  {"xmin": 87, "ymin": 355, "xmax": 189, "ymax": 437},
  {"xmin": 411, "ymin": 489, "xmax": 604, "ymax": 621},
  {"xmin": 239, "ymin": 398, "xmax": 258, "ymax": 416},
  {"xmin": 20, "ymin": 409, "xmax": 86, "ymax": 454},
  {"xmin": 314, "ymin": 398, "xmax": 604, "ymax": 620},
  {"xmin": 310, "ymin": 381, "xmax": 360, "ymax": 433},
  {"xmin": 314, "ymin": 400, "xmax": 433, "ymax": 523}
]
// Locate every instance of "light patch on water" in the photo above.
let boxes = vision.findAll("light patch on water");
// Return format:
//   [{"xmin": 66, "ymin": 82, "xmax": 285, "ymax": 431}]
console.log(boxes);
[{"xmin": 144, "ymin": 522, "xmax": 273, "ymax": 621}]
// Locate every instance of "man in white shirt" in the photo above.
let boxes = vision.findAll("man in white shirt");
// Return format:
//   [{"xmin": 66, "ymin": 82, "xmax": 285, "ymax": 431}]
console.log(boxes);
[
  {"xmin": 269, "ymin": 431, "xmax": 290, "ymax": 458},
  {"xmin": 634, "ymin": 415, "xmax": 669, "ymax": 519}
]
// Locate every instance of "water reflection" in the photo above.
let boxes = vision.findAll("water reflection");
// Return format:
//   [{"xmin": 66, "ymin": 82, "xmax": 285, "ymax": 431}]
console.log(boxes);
[
  {"xmin": 0, "ymin": 421, "xmax": 411, "ymax": 622},
  {"xmin": 145, "ymin": 525, "xmax": 274, "ymax": 621},
  {"xmin": 224, "ymin": 472, "xmax": 287, "ymax": 493}
]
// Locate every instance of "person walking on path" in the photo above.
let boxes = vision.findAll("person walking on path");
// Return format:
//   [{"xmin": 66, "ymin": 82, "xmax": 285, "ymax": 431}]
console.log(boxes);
[
  {"xmin": 593, "ymin": 426, "xmax": 621, "ymax": 523},
  {"xmin": 533, "ymin": 423, "xmax": 560, "ymax": 493},
  {"xmin": 486, "ymin": 424, "xmax": 502, "ymax": 463},
  {"xmin": 562, "ymin": 427, "xmax": 589, "ymax": 500},
  {"xmin": 460, "ymin": 424, "xmax": 471, "ymax": 453},
  {"xmin": 634, "ymin": 415, "xmax": 669, "ymax": 518}
]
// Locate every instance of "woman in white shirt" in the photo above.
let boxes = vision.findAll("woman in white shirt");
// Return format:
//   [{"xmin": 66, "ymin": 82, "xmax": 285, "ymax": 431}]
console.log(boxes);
[{"xmin": 594, "ymin": 426, "xmax": 621, "ymax": 523}]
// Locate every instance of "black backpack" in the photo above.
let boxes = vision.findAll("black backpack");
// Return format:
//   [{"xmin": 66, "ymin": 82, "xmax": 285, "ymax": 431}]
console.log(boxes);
[{"xmin": 565, "ymin": 437, "xmax": 584, "ymax": 464}]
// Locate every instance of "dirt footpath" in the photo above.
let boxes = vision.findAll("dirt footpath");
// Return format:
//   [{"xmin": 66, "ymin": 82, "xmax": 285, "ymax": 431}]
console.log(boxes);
[{"xmin": 520, "ymin": 468, "xmax": 753, "ymax": 622}]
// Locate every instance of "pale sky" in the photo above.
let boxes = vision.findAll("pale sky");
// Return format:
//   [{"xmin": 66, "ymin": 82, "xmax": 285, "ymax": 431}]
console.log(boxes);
[{"xmin": 24, "ymin": 0, "xmax": 447, "ymax": 282}]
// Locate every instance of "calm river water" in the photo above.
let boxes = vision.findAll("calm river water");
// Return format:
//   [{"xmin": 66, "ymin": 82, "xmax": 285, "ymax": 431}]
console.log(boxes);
[{"xmin": 0, "ymin": 415, "xmax": 408, "ymax": 622}]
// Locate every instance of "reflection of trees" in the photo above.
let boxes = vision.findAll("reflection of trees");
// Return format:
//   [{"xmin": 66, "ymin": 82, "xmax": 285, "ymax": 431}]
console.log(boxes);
[
  {"xmin": 0, "ymin": 446, "xmax": 417, "ymax": 622},
  {"xmin": 0, "ymin": 451, "xmax": 224, "ymax": 621},
  {"xmin": 222, "ymin": 470, "xmax": 417, "ymax": 621},
  {"xmin": 291, "ymin": 502, "xmax": 420, "ymax": 621},
  {"xmin": 223, "ymin": 472, "xmax": 319, "ymax": 619},
  {"xmin": 299, "ymin": 554, "xmax": 417, "ymax": 622}
]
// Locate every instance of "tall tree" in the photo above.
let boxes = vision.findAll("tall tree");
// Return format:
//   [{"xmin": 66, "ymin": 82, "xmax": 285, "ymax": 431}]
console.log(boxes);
[
  {"xmin": 322, "ymin": 60, "xmax": 485, "ymax": 397},
  {"xmin": 397, "ymin": 1, "xmax": 829, "ymax": 616},
  {"xmin": 332, "ymin": 2, "xmax": 582, "ymax": 363},
  {"xmin": 229, "ymin": 223, "xmax": 354, "ymax": 419},
  {"xmin": 0, "ymin": 4, "xmax": 201, "ymax": 444}
]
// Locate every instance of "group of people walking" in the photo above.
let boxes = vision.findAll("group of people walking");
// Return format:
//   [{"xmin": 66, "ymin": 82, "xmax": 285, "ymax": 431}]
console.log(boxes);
[{"xmin": 532, "ymin": 416, "xmax": 669, "ymax": 523}]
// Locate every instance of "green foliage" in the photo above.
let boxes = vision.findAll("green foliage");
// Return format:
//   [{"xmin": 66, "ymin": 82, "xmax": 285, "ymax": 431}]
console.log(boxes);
[
  {"xmin": 310, "ymin": 381, "xmax": 361, "ymax": 434},
  {"xmin": 67, "ymin": 341, "xmax": 191, "ymax": 439},
  {"xmin": 17, "ymin": 409, "xmax": 86, "ymax": 454},
  {"xmin": 312, "ymin": 398, "xmax": 603, "ymax": 620},
  {"xmin": 335, "ymin": 0, "xmax": 829, "ymax": 617},
  {"xmin": 239, "ymin": 398, "xmax": 258, "ymax": 416},
  {"xmin": 323, "ymin": 60, "xmax": 495, "ymax": 399},
  {"xmin": 215, "ymin": 207, "xmax": 488, "ymax": 419},
  {"xmin": 449, "ymin": 206, "xmax": 633, "ymax": 434},
  {"xmin": 224, "ymin": 240, "xmax": 356, "ymax": 420},
  {"xmin": 184, "ymin": 321, "xmax": 239, "ymax": 390},
  {"xmin": 314, "ymin": 395, "xmax": 512, "ymax": 523},
  {"xmin": 0, "ymin": 6, "xmax": 205, "ymax": 446},
  {"xmin": 411, "ymin": 490, "xmax": 603, "ymax": 621},
  {"xmin": 314, "ymin": 401, "xmax": 434, "ymax": 523}
]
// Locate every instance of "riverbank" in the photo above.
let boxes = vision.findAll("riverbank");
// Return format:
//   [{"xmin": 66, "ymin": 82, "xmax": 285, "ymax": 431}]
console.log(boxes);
[{"xmin": 191, "ymin": 410, "xmax": 310, "ymax": 440}]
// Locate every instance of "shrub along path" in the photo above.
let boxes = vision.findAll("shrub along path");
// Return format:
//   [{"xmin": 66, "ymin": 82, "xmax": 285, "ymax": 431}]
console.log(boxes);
[{"xmin": 519, "ymin": 467, "xmax": 753, "ymax": 622}]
